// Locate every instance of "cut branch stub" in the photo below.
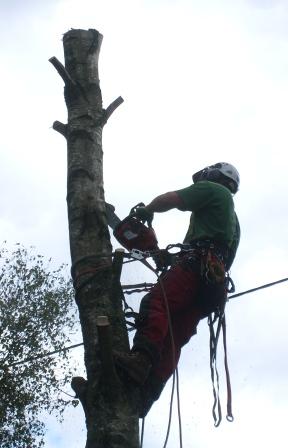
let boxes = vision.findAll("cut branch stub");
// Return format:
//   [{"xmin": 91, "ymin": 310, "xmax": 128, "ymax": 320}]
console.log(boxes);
[
  {"xmin": 53, "ymin": 121, "xmax": 68, "ymax": 138},
  {"xmin": 96, "ymin": 316, "xmax": 109, "ymax": 327},
  {"xmin": 96, "ymin": 315, "xmax": 121, "ymax": 394},
  {"xmin": 49, "ymin": 56, "xmax": 76, "ymax": 86},
  {"xmin": 71, "ymin": 376, "xmax": 88, "ymax": 417},
  {"xmin": 102, "ymin": 96, "xmax": 124, "ymax": 125}
]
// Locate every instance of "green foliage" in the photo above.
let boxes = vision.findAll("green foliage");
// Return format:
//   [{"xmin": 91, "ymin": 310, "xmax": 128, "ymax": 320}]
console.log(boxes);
[{"xmin": 0, "ymin": 244, "xmax": 78, "ymax": 447}]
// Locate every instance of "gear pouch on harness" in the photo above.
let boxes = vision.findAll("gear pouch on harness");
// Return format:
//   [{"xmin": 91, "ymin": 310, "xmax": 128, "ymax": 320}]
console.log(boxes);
[{"xmin": 197, "ymin": 250, "xmax": 227, "ymax": 318}]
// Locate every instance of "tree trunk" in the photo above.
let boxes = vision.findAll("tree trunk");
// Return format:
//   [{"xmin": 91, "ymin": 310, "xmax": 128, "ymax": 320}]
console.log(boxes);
[{"xmin": 50, "ymin": 28, "xmax": 140, "ymax": 448}]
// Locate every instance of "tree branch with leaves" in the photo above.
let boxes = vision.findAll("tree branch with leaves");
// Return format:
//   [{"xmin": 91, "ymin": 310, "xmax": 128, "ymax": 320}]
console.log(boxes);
[{"xmin": 0, "ymin": 244, "xmax": 77, "ymax": 448}]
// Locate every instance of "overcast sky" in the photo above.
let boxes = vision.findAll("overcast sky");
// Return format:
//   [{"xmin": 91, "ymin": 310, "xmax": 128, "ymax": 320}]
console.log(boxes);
[{"xmin": 1, "ymin": 0, "xmax": 288, "ymax": 447}]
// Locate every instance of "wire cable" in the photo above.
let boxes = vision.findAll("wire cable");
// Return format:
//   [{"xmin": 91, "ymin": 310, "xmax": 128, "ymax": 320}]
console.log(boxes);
[
  {"xmin": 2, "ymin": 342, "xmax": 84, "ymax": 370},
  {"xmin": 2, "ymin": 276, "xmax": 287, "ymax": 371},
  {"xmin": 228, "ymin": 276, "xmax": 288, "ymax": 300}
]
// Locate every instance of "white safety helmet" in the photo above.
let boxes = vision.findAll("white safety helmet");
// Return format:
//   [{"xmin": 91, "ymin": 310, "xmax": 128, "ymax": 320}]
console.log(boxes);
[{"xmin": 192, "ymin": 162, "xmax": 240, "ymax": 193}]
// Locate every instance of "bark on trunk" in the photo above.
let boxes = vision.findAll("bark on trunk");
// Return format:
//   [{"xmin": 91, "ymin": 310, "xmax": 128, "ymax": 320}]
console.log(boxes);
[{"xmin": 50, "ymin": 28, "xmax": 140, "ymax": 448}]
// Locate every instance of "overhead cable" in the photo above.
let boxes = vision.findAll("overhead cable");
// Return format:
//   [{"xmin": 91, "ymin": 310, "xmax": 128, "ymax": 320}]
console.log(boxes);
[
  {"xmin": 228, "ymin": 277, "xmax": 288, "ymax": 300},
  {"xmin": 2, "ymin": 276, "xmax": 287, "ymax": 370}
]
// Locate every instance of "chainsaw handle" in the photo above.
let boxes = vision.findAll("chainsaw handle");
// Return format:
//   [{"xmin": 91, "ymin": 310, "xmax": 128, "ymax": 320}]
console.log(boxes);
[
  {"xmin": 129, "ymin": 203, "xmax": 154, "ymax": 227},
  {"xmin": 129, "ymin": 202, "xmax": 146, "ymax": 216}
]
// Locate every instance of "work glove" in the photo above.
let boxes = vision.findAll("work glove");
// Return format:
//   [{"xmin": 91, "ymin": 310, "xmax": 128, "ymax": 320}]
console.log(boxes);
[
  {"xmin": 132, "ymin": 205, "xmax": 154, "ymax": 227},
  {"xmin": 135, "ymin": 206, "xmax": 154, "ymax": 226}
]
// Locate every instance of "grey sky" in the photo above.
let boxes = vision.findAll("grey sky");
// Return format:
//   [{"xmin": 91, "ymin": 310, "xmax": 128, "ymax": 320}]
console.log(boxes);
[{"xmin": 1, "ymin": 0, "xmax": 288, "ymax": 447}]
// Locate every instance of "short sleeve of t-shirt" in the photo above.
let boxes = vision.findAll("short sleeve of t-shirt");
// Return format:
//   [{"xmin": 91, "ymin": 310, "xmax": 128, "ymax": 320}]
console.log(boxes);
[{"xmin": 176, "ymin": 182, "xmax": 218, "ymax": 211}]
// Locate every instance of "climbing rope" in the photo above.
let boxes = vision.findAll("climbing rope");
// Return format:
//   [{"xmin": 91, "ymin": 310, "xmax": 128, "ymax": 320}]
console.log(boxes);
[
  {"xmin": 138, "ymin": 258, "xmax": 183, "ymax": 448},
  {"xmin": 158, "ymin": 274, "xmax": 183, "ymax": 448},
  {"xmin": 140, "ymin": 417, "xmax": 145, "ymax": 448}
]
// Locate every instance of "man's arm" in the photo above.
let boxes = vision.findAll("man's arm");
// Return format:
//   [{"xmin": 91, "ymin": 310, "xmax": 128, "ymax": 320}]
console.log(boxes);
[
  {"xmin": 133, "ymin": 191, "xmax": 185, "ymax": 225},
  {"xmin": 145, "ymin": 191, "xmax": 184, "ymax": 213}
]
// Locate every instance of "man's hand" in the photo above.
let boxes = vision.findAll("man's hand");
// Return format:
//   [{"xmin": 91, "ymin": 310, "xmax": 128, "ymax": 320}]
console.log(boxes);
[
  {"xmin": 130, "ymin": 191, "xmax": 184, "ymax": 227},
  {"xmin": 134, "ymin": 206, "xmax": 154, "ymax": 227}
]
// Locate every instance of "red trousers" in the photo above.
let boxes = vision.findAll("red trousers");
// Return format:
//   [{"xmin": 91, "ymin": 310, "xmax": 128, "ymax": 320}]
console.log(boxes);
[{"xmin": 133, "ymin": 261, "xmax": 205, "ymax": 383}]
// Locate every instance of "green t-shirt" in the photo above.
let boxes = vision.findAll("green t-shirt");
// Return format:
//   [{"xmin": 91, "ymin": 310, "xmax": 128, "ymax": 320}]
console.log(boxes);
[{"xmin": 176, "ymin": 181, "xmax": 240, "ymax": 267}]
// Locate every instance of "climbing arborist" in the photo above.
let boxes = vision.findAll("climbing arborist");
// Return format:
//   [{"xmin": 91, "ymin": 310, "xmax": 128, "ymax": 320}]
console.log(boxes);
[{"xmin": 115, "ymin": 162, "xmax": 241, "ymax": 417}]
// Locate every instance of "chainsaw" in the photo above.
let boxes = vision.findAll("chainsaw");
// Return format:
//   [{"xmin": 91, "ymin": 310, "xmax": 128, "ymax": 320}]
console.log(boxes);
[{"xmin": 105, "ymin": 202, "xmax": 172, "ymax": 270}]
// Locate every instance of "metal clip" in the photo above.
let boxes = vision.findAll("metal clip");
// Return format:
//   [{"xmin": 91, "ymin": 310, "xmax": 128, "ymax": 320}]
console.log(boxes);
[{"xmin": 130, "ymin": 249, "xmax": 145, "ymax": 260}]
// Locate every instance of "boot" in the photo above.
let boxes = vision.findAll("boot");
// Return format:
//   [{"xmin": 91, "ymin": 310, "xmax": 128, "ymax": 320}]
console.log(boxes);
[
  {"xmin": 114, "ymin": 350, "xmax": 152, "ymax": 386},
  {"xmin": 139, "ymin": 375, "xmax": 165, "ymax": 418}
]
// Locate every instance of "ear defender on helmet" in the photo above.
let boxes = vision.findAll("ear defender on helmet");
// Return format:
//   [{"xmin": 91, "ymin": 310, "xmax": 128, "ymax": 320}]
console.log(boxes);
[{"xmin": 192, "ymin": 162, "xmax": 240, "ymax": 193}]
